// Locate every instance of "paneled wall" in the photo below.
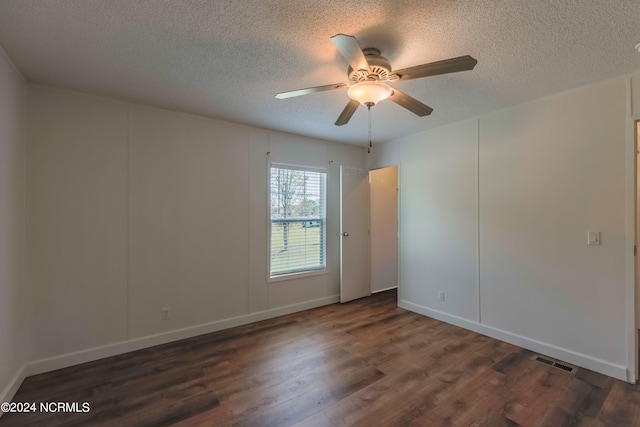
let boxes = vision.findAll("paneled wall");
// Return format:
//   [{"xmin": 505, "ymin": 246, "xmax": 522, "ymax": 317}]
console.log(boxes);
[
  {"xmin": 26, "ymin": 86, "xmax": 364, "ymax": 365},
  {"xmin": 368, "ymin": 75, "xmax": 633, "ymax": 380}
]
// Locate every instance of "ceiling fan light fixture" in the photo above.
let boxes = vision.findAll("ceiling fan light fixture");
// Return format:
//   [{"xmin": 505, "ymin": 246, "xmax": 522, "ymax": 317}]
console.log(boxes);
[{"xmin": 347, "ymin": 81, "xmax": 392, "ymax": 106}]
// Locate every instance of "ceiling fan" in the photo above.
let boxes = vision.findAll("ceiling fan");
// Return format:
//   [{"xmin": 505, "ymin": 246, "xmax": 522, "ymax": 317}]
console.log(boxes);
[{"xmin": 275, "ymin": 34, "xmax": 478, "ymax": 126}]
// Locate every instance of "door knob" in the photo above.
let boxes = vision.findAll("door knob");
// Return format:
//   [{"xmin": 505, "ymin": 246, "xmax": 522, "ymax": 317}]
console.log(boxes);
[{"xmin": 342, "ymin": 232, "xmax": 349, "ymax": 237}]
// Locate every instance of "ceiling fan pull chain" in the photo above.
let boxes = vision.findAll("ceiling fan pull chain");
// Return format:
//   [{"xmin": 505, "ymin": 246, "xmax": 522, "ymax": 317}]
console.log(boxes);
[{"xmin": 367, "ymin": 104, "xmax": 372, "ymax": 154}]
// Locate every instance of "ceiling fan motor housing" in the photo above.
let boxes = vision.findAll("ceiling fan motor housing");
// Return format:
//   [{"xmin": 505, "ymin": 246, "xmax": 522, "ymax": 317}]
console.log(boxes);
[{"xmin": 348, "ymin": 48, "xmax": 392, "ymax": 83}]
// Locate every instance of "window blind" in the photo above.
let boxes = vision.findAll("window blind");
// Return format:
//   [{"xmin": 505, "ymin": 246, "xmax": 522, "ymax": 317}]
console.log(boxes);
[{"xmin": 270, "ymin": 165, "xmax": 326, "ymax": 277}]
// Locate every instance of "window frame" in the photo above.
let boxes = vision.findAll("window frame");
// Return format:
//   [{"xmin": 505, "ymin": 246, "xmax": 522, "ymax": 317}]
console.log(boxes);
[{"xmin": 267, "ymin": 162, "xmax": 328, "ymax": 281}]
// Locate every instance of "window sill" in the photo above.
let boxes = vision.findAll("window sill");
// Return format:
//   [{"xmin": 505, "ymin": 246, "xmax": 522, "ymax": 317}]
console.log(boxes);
[{"xmin": 268, "ymin": 269, "xmax": 328, "ymax": 283}]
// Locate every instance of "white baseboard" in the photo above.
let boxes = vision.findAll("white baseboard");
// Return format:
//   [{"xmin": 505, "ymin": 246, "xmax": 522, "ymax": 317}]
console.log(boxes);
[
  {"xmin": 24, "ymin": 294, "xmax": 339, "ymax": 379},
  {"xmin": 399, "ymin": 299, "xmax": 628, "ymax": 382},
  {"xmin": 0, "ymin": 365, "xmax": 28, "ymax": 416},
  {"xmin": 372, "ymin": 286, "xmax": 397, "ymax": 294}
]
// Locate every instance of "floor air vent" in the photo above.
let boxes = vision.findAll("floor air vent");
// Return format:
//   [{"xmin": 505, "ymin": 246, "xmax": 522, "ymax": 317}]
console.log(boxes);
[{"xmin": 531, "ymin": 355, "xmax": 577, "ymax": 374}]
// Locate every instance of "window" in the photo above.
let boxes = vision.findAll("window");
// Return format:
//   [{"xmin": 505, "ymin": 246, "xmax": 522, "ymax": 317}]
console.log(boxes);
[{"xmin": 270, "ymin": 164, "xmax": 326, "ymax": 277}]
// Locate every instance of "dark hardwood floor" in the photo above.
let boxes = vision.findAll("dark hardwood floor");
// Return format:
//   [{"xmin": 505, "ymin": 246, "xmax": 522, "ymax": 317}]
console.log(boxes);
[{"xmin": 2, "ymin": 289, "xmax": 640, "ymax": 426}]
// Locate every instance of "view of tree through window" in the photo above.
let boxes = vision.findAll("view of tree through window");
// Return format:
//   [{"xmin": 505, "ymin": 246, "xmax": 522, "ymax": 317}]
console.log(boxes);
[{"xmin": 270, "ymin": 165, "xmax": 326, "ymax": 277}]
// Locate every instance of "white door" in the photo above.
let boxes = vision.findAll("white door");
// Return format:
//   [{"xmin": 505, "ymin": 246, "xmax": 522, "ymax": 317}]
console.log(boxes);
[{"xmin": 340, "ymin": 166, "xmax": 370, "ymax": 303}]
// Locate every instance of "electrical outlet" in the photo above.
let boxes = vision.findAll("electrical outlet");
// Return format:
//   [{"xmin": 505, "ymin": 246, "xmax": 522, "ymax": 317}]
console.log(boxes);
[
  {"xmin": 438, "ymin": 291, "xmax": 445, "ymax": 302},
  {"xmin": 161, "ymin": 307, "xmax": 170, "ymax": 320}
]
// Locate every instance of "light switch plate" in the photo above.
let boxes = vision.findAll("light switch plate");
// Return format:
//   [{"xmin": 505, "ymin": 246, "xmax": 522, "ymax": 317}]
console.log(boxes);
[{"xmin": 588, "ymin": 231, "xmax": 601, "ymax": 245}]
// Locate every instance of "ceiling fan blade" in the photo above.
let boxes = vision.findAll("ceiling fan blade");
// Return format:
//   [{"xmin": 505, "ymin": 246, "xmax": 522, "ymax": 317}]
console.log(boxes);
[
  {"xmin": 335, "ymin": 99, "xmax": 360, "ymax": 126},
  {"xmin": 330, "ymin": 34, "xmax": 370, "ymax": 72},
  {"xmin": 275, "ymin": 83, "xmax": 347, "ymax": 99},
  {"xmin": 389, "ymin": 89, "xmax": 433, "ymax": 117},
  {"xmin": 394, "ymin": 55, "xmax": 477, "ymax": 81}
]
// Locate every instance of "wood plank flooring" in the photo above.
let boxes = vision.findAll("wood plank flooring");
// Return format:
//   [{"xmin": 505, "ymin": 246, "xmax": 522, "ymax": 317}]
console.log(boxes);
[{"xmin": 2, "ymin": 289, "xmax": 640, "ymax": 426}]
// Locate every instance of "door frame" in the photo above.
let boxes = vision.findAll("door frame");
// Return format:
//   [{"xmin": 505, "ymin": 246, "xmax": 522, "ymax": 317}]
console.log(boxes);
[{"xmin": 625, "ymin": 107, "xmax": 638, "ymax": 382}]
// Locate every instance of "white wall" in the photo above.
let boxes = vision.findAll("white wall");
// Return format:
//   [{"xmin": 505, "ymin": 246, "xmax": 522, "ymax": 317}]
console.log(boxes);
[
  {"xmin": 479, "ymin": 78, "xmax": 626, "ymax": 365},
  {"xmin": 0, "ymin": 48, "xmax": 26, "ymax": 401},
  {"xmin": 128, "ymin": 106, "xmax": 250, "ymax": 338},
  {"xmin": 26, "ymin": 85, "xmax": 364, "ymax": 366},
  {"xmin": 399, "ymin": 120, "xmax": 480, "ymax": 321},
  {"xmin": 370, "ymin": 166, "xmax": 398, "ymax": 293},
  {"xmin": 27, "ymin": 87, "xmax": 129, "ymax": 360},
  {"xmin": 369, "ymin": 74, "xmax": 635, "ymax": 380}
]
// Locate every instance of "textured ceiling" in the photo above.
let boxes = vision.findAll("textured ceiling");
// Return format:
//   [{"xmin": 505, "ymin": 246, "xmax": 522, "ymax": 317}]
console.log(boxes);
[{"xmin": 0, "ymin": 0, "xmax": 639, "ymax": 146}]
